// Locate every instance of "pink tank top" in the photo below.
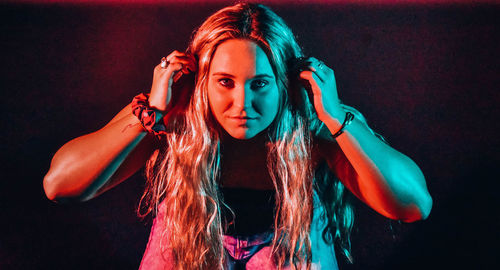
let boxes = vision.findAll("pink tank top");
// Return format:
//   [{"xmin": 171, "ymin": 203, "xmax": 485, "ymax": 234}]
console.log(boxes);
[{"xmin": 139, "ymin": 197, "xmax": 339, "ymax": 269}]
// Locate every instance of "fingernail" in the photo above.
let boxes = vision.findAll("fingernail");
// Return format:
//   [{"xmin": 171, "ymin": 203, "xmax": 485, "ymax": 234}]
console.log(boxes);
[{"xmin": 173, "ymin": 71, "xmax": 183, "ymax": 82}]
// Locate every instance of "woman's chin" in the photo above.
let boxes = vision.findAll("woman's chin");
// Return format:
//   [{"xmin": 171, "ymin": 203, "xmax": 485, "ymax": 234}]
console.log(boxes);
[{"xmin": 225, "ymin": 128, "xmax": 258, "ymax": 140}]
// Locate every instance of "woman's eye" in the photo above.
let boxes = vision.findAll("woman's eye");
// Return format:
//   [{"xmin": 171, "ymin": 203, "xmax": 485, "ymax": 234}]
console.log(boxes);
[
  {"xmin": 251, "ymin": 79, "xmax": 269, "ymax": 89},
  {"xmin": 218, "ymin": 78, "xmax": 234, "ymax": 88}
]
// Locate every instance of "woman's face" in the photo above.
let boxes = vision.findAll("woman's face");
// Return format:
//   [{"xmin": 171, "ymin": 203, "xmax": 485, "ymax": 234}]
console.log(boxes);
[{"xmin": 207, "ymin": 39, "xmax": 280, "ymax": 140}]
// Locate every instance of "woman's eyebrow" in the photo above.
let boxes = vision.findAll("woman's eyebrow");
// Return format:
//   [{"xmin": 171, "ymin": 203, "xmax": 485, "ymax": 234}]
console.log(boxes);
[
  {"xmin": 254, "ymin": 74, "xmax": 274, "ymax": 79},
  {"xmin": 211, "ymin": 72, "xmax": 274, "ymax": 79},
  {"xmin": 212, "ymin": 72, "xmax": 235, "ymax": 77}
]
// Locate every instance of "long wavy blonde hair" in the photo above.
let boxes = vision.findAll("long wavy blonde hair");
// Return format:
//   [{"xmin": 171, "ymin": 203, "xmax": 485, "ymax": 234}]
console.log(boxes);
[{"xmin": 138, "ymin": 3, "xmax": 356, "ymax": 269}]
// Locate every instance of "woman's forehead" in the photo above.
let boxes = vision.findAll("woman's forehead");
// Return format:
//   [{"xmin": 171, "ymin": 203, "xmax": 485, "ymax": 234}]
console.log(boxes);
[{"xmin": 209, "ymin": 39, "xmax": 275, "ymax": 78}]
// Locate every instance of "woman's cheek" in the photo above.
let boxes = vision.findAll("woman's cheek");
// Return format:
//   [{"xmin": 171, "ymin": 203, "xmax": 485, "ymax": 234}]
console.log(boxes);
[{"xmin": 265, "ymin": 88, "xmax": 280, "ymax": 117}]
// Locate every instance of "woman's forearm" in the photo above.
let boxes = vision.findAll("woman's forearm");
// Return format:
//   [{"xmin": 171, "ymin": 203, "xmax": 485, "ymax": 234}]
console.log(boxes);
[
  {"xmin": 43, "ymin": 105, "xmax": 157, "ymax": 202},
  {"xmin": 323, "ymin": 114, "xmax": 432, "ymax": 222}
]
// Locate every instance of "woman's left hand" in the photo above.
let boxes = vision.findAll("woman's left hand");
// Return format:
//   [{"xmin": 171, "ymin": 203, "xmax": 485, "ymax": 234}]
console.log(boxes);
[
  {"xmin": 299, "ymin": 58, "xmax": 432, "ymax": 222},
  {"xmin": 299, "ymin": 57, "xmax": 345, "ymax": 123}
]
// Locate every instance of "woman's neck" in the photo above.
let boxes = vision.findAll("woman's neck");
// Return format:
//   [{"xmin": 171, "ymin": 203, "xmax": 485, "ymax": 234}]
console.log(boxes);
[
  {"xmin": 219, "ymin": 129, "xmax": 270, "ymax": 148},
  {"xmin": 218, "ymin": 129, "xmax": 275, "ymax": 190}
]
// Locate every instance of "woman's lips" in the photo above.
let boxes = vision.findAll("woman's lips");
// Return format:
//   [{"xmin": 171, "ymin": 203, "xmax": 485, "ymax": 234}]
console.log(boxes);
[
  {"xmin": 229, "ymin": 116, "xmax": 256, "ymax": 120},
  {"xmin": 227, "ymin": 116, "xmax": 257, "ymax": 125}
]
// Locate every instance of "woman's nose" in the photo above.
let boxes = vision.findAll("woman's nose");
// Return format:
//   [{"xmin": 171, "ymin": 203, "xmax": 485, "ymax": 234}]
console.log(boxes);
[{"xmin": 233, "ymin": 85, "xmax": 253, "ymax": 110}]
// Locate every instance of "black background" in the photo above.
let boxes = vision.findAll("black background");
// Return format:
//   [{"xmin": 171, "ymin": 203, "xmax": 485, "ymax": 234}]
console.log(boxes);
[{"xmin": 1, "ymin": 1, "xmax": 498, "ymax": 269}]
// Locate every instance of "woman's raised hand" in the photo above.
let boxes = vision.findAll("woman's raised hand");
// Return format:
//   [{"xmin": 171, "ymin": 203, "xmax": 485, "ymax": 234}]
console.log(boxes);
[
  {"xmin": 298, "ymin": 57, "xmax": 345, "ymax": 123},
  {"xmin": 148, "ymin": 51, "xmax": 197, "ymax": 112}
]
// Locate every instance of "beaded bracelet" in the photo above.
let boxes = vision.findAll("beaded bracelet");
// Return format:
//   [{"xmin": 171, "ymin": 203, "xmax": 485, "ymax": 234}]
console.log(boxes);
[
  {"xmin": 331, "ymin": 111, "xmax": 355, "ymax": 139},
  {"xmin": 131, "ymin": 93, "xmax": 167, "ymax": 139}
]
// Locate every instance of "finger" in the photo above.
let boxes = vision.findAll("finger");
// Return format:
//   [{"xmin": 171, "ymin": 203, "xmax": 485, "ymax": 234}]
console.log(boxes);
[
  {"xmin": 311, "ymin": 72, "xmax": 324, "ymax": 96},
  {"xmin": 181, "ymin": 56, "xmax": 197, "ymax": 73},
  {"xmin": 299, "ymin": 70, "xmax": 323, "ymax": 96},
  {"xmin": 163, "ymin": 59, "xmax": 192, "ymax": 77},
  {"xmin": 307, "ymin": 57, "xmax": 329, "ymax": 83},
  {"xmin": 167, "ymin": 56, "xmax": 197, "ymax": 74},
  {"xmin": 166, "ymin": 51, "xmax": 197, "ymax": 70},
  {"xmin": 299, "ymin": 70, "xmax": 314, "ymax": 85},
  {"xmin": 166, "ymin": 62, "xmax": 192, "ymax": 84},
  {"xmin": 166, "ymin": 50, "xmax": 184, "ymax": 62},
  {"xmin": 297, "ymin": 58, "xmax": 325, "ymax": 84},
  {"xmin": 167, "ymin": 61, "xmax": 184, "ymax": 72},
  {"xmin": 152, "ymin": 61, "xmax": 183, "ymax": 92},
  {"xmin": 180, "ymin": 54, "xmax": 198, "ymax": 72}
]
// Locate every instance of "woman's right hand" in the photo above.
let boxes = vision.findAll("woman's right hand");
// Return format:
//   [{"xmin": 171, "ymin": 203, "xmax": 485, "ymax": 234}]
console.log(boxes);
[
  {"xmin": 148, "ymin": 50, "xmax": 197, "ymax": 112},
  {"xmin": 43, "ymin": 51, "xmax": 197, "ymax": 202}
]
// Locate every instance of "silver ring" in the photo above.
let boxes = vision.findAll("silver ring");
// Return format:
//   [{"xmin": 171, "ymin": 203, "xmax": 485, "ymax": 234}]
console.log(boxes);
[
  {"xmin": 318, "ymin": 62, "xmax": 324, "ymax": 69},
  {"xmin": 160, "ymin": 57, "xmax": 168, "ymax": 68}
]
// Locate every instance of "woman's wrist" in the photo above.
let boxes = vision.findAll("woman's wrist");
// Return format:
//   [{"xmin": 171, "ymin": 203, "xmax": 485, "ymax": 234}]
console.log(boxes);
[
  {"xmin": 131, "ymin": 93, "xmax": 167, "ymax": 139},
  {"xmin": 148, "ymin": 95, "xmax": 169, "ymax": 113},
  {"xmin": 322, "ymin": 110, "xmax": 354, "ymax": 139},
  {"xmin": 319, "ymin": 106, "xmax": 345, "ymax": 128}
]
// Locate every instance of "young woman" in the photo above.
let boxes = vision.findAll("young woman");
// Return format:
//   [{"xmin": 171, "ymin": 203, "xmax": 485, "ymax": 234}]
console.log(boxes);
[{"xmin": 43, "ymin": 3, "xmax": 432, "ymax": 269}]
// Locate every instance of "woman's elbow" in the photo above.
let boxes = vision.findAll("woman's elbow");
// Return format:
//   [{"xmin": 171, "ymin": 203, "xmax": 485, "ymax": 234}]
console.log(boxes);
[
  {"xmin": 43, "ymin": 170, "xmax": 89, "ymax": 203},
  {"xmin": 43, "ymin": 171, "xmax": 59, "ymax": 201},
  {"xmin": 398, "ymin": 191, "xmax": 433, "ymax": 223},
  {"xmin": 394, "ymin": 167, "xmax": 433, "ymax": 222},
  {"xmin": 418, "ymin": 191, "xmax": 433, "ymax": 220}
]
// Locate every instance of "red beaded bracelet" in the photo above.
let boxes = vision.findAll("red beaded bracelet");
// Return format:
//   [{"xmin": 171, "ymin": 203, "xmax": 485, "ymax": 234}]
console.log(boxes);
[{"xmin": 131, "ymin": 93, "xmax": 167, "ymax": 139}]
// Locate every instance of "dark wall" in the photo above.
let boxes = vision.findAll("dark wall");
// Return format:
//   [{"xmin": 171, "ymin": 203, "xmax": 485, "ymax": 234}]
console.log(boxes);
[{"xmin": 1, "ymin": 1, "xmax": 498, "ymax": 269}]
